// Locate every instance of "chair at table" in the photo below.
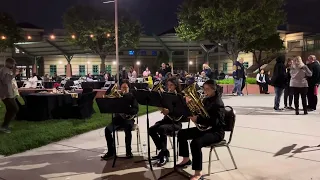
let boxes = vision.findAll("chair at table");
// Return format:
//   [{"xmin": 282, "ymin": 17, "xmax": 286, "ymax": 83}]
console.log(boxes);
[
  {"xmin": 116, "ymin": 115, "xmax": 141, "ymax": 153},
  {"xmin": 82, "ymin": 87, "xmax": 93, "ymax": 94},
  {"xmin": 101, "ymin": 81, "xmax": 115, "ymax": 90},
  {"xmin": 207, "ymin": 106, "xmax": 237, "ymax": 174},
  {"xmin": 15, "ymin": 98, "xmax": 28, "ymax": 121},
  {"xmin": 36, "ymin": 81, "xmax": 44, "ymax": 89}
]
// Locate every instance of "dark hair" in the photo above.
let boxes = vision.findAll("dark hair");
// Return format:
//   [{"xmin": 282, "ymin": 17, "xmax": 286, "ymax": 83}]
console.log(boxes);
[
  {"xmin": 167, "ymin": 77, "xmax": 181, "ymax": 93},
  {"xmin": 5, "ymin": 58, "xmax": 15, "ymax": 64},
  {"xmin": 121, "ymin": 79, "xmax": 130, "ymax": 86},
  {"xmin": 203, "ymin": 80, "xmax": 217, "ymax": 90}
]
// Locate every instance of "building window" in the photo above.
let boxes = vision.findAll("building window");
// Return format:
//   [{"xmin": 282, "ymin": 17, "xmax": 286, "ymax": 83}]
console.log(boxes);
[
  {"xmin": 119, "ymin": 52, "xmax": 124, "ymax": 55},
  {"xmin": 129, "ymin": 50, "xmax": 135, "ymax": 56},
  {"xmin": 106, "ymin": 65, "xmax": 112, "ymax": 74},
  {"xmin": 152, "ymin": 51, "xmax": 157, "ymax": 56},
  {"xmin": 173, "ymin": 51, "xmax": 184, "ymax": 55},
  {"xmin": 92, "ymin": 65, "xmax": 99, "ymax": 75},
  {"xmin": 64, "ymin": 65, "xmax": 67, "ymax": 74},
  {"xmin": 214, "ymin": 63, "xmax": 218, "ymax": 70},
  {"xmin": 140, "ymin": 50, "xmax": 147, "ymax": 56},
  {"xmin": 79, "ymin": 65, "xmax": 86, "ymax": 76},
  {"xmin": 223, "ymin": 63, "xmax": 228, "ymax": 72},
  {"xmin": 243, "ymin": 62, "xmax": 249, "ymax": 69},
  {"xmin": 49, "ymin": 65, "xmax": 57, "ymax": 76}
]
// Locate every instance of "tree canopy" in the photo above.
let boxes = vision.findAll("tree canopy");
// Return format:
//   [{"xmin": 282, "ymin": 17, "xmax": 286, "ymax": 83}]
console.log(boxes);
[
  {"xmin": 244, "ymin": 33, "xmax": 284, "ymax": 67},
  {"xmin": 63, "ymin": 5, "xmax": 142, "ymax": 71},
  {"xmin": 0, "ymin": 12, "xmax": 23, "ymax": 52},
  {"xmin": 176, "ymin": 0, "xmax": 285, "ymax": 62}
]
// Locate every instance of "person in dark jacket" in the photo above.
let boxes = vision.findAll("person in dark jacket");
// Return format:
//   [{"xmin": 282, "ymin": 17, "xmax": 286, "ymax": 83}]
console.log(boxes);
[
  {"xmin": 284, "ymin": 58, "xmax": 294, "ymax": 109},
  {"xmin": 271, "ymin": 55, "xmax": 287, "ymax": 111},
  {"xmin": 306, "ymin": 55, "xmax": 320, "ymax": 111},
  {"xmin": 177, "ymin": 80, "xmax": 225, "ymax": 180},
  {"xmin": 232, "ymin": 58, "xmax": 245, "ymax": 96},
  {"xmin": 101, "ymin": 80, "xmax": 139, "ymax": 160}
]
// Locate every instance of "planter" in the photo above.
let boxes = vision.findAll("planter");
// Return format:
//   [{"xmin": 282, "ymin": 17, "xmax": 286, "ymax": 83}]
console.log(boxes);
[{"xmin": 218, "ymin": 84, "xmax": 274, "ymax": 95}]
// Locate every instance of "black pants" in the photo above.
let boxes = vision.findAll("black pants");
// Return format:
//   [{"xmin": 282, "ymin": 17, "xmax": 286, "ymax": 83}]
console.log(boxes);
[
  {"xmin": 307, "ymin": 85, "xmax": 318, "ymax": 110},
  {"xmin": 178, "ymin": 127, "xmax": 224, "ymax": 171},
  {"xmin": 284, "ymin": 86, "xmax": 293, "ymax": 107},
  {"xmin": 2, "ymin": 98, "xmax": 19, "ymax": 128},
  {"xmin": 105, "ymin": 116, "xmax": 134, "ymax": 153},
  {"xmin": 149, "ymin": 117, "xmax": 182, "ymax": 151},
  {"xmin": 257, "ymin": 82, "xmax": 268, "ymax": 93},
  {"xmin": 292, "ymin": 87, "xmax": 308, "ymax": 111}
]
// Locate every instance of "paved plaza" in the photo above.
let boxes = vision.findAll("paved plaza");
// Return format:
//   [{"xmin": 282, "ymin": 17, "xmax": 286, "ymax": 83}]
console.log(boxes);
[{"xmin": 0, "ymin": 95, "xmax": 320, "ymax": 180}]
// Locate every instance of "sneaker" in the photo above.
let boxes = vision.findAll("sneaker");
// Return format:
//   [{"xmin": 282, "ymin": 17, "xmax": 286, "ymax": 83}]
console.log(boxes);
[
  {"xmin": 274, "ymin": 108, "xmax": 284, "ymax": 112},
  {"xmin": 101, "ymin": 152, "xmax": 114, "ymax": 160},
  {"xmin": 126, "ymin": 152, "xmax": 133, "ymax": 159},
  {"xmin": 0, "ymin": 127, "xmax": 11, "ymax": 134}
]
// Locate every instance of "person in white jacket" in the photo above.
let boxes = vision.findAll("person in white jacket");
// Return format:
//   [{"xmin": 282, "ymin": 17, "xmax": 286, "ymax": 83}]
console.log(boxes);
[{"xmin": 256, "ymin": 69, "xmax": 269, "ymax": 94}]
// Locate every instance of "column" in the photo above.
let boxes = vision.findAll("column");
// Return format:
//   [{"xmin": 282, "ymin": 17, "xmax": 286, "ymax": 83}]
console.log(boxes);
[
  {"xmin": 32, "ymin": 57, "xmax": 37, "ymax": 75},
  {"xmin": 65, "ymin": 55, "xmax": 73, "ymax": 78}
]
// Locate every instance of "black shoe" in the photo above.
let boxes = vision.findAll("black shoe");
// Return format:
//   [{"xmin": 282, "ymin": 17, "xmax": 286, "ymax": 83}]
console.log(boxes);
[
  {"xmin": 176, "ymin": 160, "xmax": 192, "ymax": 168},
  {"xmin": 265, "ymin": 92, "xmax": 270, "ymax": 94},
  {"xmin": 304, "ymin": 110, "xmax": 308, "ymax": 115},
  {"xmin": 126, "ymin": 152, "xmax": 133, "ymax": 159},
  {"xmin": 101, "ymin": 152, "xmax": 114, "ymax": 160},
  {"xmin": 295, "ymin": 111, "xmax": 299, "ymax": 115},
  {"xmin": 157, "ymin": 156, "xmax": 169, "ymax": 167}
]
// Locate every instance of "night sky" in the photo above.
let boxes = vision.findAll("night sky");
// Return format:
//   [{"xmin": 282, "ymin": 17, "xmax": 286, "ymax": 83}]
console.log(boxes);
[{"xmin": 0, "ymin": 0, "xmax": 319, "ymax": 34}]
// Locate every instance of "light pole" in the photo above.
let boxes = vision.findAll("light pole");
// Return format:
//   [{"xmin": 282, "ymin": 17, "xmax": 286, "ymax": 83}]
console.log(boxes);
[{"xmin": 103, "ymin": 0, "xmax": 119, "ymax": 85}]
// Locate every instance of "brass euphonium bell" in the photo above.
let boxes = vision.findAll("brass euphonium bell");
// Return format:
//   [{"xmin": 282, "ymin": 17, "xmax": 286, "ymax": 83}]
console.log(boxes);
[
  {"xmin": 105, "ymin": 84, "xmax": 135, "ymax": 120},
  {"xmin": 152, "ymin": 81, "xmax": 164, "ymax": 92},
  {"xmin": 182, "ymin": 83, "xmax": 211, "ymax": 131}
]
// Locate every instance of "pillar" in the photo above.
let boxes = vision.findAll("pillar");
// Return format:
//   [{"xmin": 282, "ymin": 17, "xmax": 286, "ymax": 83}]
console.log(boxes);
[
  {"xmin": 65, "ymin": 55, "xmax": 73, "ymax": 78},
  {"xmin": 32, "ymin": 57, "xmax": 38, "ymax": 75},
  {"xmin": 100, "ymin": 54, "xmax": 106, "ymax": 73},
  {"xmin": 169, "ymin": 51, "xmax": 173, "ymax": 74}
]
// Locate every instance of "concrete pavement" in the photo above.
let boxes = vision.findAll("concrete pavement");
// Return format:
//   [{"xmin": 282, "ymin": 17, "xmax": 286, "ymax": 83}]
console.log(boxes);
[{"xmin": 0, "ymin": 94, "xmax": 320, "ymax": 180}]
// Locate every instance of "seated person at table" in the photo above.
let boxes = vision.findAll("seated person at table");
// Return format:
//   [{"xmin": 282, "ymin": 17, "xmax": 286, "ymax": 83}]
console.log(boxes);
[
  {"xmin": 101, "ymin": 80, "xmax": 139, "ymax": 160},
  {"xmin": 177, "ymin": 80, "xmax": 225, "ymax": 180},
  {"xmin": 149, "ymin": 77, "xmax": 184, "ymax": 166}
]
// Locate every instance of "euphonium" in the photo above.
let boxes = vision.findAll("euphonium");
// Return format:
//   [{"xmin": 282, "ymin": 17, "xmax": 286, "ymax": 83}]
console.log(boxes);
[
  {"xmin": 105, "ymin": 84, "xmax": 135, "ymax": 120},
  {"xmin": 152, "ymin": 81, "xmax": 164, "ymax": 92},
  {"xmin": 182, "ymin": 83, "xmax": 211, "ymax": 131}
]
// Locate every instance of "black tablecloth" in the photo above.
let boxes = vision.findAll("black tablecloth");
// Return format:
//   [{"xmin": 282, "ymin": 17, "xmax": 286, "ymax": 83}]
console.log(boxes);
[
  {"xmin": 43, "ymin": 82, "xmax": 55, "ymax": 88},
  {"xmin": 25, "ymin": 94, "xmax": 73, "ymax": 121},
  {"xmin": 130, "ymin": 83, "xmax": 149, "ymax": 90},
  {"xmin": 81, "ymin": 82, "xmax": 105, "ymax": 89}
]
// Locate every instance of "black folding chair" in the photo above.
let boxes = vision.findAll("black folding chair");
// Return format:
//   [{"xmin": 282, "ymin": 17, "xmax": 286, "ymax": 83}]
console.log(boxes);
[{"xmin": 207, "ymin": 106, "xmax": 237, "ymax": 174}]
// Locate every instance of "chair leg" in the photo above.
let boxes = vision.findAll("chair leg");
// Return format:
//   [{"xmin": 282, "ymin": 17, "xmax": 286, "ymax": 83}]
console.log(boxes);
[
  {"xmin": 226, "ymin": 145, "xmax": 238, "ymax": 169},
  {"xmin": 116, "ymin": 131, "xmax": 119, "ymax": 146},
  {"xmin": 136, "ymin": 130, "xmax": 139, "ymax": 153},
  {"xmin": 208, "ymin": 147, "xmax": 213, "ymax": 175},
  {"xmin": 213, "ymin": 147, "xmax": 219, "ymax": 160}
]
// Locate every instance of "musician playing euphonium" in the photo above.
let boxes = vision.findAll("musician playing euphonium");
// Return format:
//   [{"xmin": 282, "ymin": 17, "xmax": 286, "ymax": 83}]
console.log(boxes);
[
  {"xmin": 101, "ymin": 80, "xmax": 139, "ymax": 160},
  {"xmin": 177, "ymin": 80, "xmax": 225, "ymax": 180},
  {"xmin": 149, "ymin": 77, "xmax": 184, "ymax": 166}
]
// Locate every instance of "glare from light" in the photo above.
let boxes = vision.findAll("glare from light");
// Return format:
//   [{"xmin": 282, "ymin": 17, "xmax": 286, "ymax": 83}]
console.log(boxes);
[
  {"xmin": 189, "ymin": 61, "xmax": 193, "ymax": 65},
  {"xmin": 71, "ymin": 35, "xmax": 76, "ymax": 39},
  {"xmin": 103, "ymin": 1, "xmax": 115, "ymax": 4},
  {"xmin": 50, "ymin": 35, "xmax": 55, "ymax": 40},
  {"xmin": 87, "ymin": 61, "xmax": 90, "ymax": 64},
  {"xmin": 136, "ymin": 61, "xmax": 141, "ymax": 65},
  {"xmin": 59, "ymin": 61, "xmax": 62, "ymax": 64},
  {"xmin": 90, "ymin": 34, "xmax": 94, "ymax": 38},
  {"xmin": 112, "ymin": 61, "xmax": 117, "ymax": 65},
  {"xmin": 27, "ymin": 36, "xmax": 32, "ymax": 40},
  {"xmin": 1, "ymin": 36, "xmax": 6, "ymax": 40},
  {"xmin": 107, "ymin": 33, "xmax": 111, "ymax": 37}
]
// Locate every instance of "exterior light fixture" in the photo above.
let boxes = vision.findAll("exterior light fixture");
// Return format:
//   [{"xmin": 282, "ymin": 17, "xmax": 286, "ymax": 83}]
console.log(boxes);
[
  {"xmin": 1, "ymin": 36, "xmax": 6, "ymax": 40},
  {"xmin": 112, "ymin": 61, "xmax": 116, "ymax": 65},
  {"xmin": 136, "ymin": 61, "xmax": 141, "ymax": 65},
  {"xmin": 90, "ymin": 34, "xmax": 94, "ymax": 38},
  {"xmin": 27, "ymin": 36, "xmax": 32, "ymax": 40},
  {"xmin": 50, "ymin": 35, "xmax": 55, "ymax": 40},
  {"xmin": 71, "ymin": 35, "xmax": 76, "ymax": 39}
]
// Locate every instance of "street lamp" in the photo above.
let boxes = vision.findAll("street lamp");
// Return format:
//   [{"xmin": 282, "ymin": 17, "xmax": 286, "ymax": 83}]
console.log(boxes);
[
  {"xmin": 136, "ymin": 61, "xmax": 141, "ymax": 76},
  {"xmin": 103, "ymin": 0, "xmax": 119, "ymax": 85},
  {"xmin": 112, "ymin": 61, "xmax": 117, "ymax": 65}
]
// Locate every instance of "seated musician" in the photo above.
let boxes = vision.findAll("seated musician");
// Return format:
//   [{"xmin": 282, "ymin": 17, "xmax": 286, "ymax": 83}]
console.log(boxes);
[
  {"xmin": 101, "ymin": 80, "xmax": 139, "ymax": 160},
  {"xmin": 177, "ymin": 80, "xmax": 225, "ymax": 180},
  {"xmin": 149, "ymin": 77, "xmax": 184, "ymax": 166}
]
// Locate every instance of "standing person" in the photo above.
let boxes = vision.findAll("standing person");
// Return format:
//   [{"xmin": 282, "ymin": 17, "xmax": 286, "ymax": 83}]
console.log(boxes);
[
  {"xmin": 256, "ymin": 69, "xmax": 269, "ymax": 94},
  {"xmin": 284, "ymin": 58, "xmax": 294, "ymax": 109},
  {"xmin": 143, "ymin": 67, "xmax": 151, "ymax": 77},
  {"xmin": 0, "ymin": 58, "xmax": 20, "ymax": 133},
  {"xmin": 306, "ymin": 55, "xmax": 320, "ymax": 111},
  {"xmin": 271, "ymin": 55, "xmax": 287, "ymax": 111},
  {"xmin": 177, "ymin": 80, "xmax": 225, "ymax": 180},
  {"xmin": 202, "ymin": 64, "xmax": 212, "ymax": 80},
  {"xmin": 159, "ymin": 63, "xmax": 168, "ymax": 77},
  {"xmin": 232, "ymin": 58, "xmax": 245, "ymax": 96},
  {"xmin": 290, "ymin": 56, "xmax": 312, "ymax": 115}
]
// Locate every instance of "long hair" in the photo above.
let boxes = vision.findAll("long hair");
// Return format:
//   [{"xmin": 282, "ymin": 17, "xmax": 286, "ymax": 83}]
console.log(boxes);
[
  {"xmin": 167, "ymin": 77, "xmax": 181, "ymax": 93},
  {"xmin": 293, "ymin": 56, "xmax": 305, "ymax": 69}
]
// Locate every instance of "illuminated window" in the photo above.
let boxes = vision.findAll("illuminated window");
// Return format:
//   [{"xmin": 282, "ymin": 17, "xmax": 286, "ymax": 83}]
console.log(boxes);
[
  {"xmin": 243, "ymin": 62, "xmax": 249, "ymax": 69},
  {"xmin": 79, "ymin": 65, "xmax": 86, "ymax": 76},
  {"xmin": 223, "ymin": 63, "xmax": 228, "ymax": 72},
  {"xmin": 140, "ymin": 50, "xmax": 146, "ymax": 56},
  {"xmin": 152, "ymin": 51, "xmax": 157, "ymax": 56},
  {"xmin": 129, "ymin": 50, "xmax": 135, "ymax": 56},
  {"xmin": 92, "ymin": 65, "xmax": 99, "ymax": 75},
  {"xmin": 49, "ymin": 65, "xmax": 57, "ymax": 76}
]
